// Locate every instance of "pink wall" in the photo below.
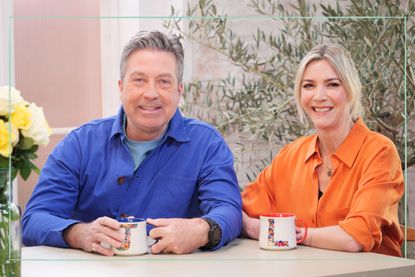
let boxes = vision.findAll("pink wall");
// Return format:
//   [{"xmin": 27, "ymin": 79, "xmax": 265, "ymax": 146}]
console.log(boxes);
[{"xmin": 13, "ymin": 0, "xmax": 102, "ymax": 211}]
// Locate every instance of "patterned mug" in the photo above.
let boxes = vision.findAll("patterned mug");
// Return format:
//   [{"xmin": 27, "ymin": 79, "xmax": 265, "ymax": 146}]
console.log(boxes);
[
  {"xmin": 112, "ymin": 217, "xmax": 148, "ymax": 256},
  {"xmin": 259, "ymin": 213, "xmax": 307, "ymax": 250}
]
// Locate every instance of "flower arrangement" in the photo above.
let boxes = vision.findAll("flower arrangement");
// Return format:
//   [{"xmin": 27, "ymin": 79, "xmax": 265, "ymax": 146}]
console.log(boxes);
[
  {"xmin": 0, "ymin": 86, "xmax": 51, "ymax": 183},
  {"xmin": 0, "ymin": 86, "xmax": 50, "ymax": 276}
]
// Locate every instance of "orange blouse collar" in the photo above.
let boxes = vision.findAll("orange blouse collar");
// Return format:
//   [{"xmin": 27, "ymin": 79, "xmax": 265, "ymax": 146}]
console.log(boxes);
[{"xmin": 304, "ymin": 118, "xmax": 370, "ymax": 168}]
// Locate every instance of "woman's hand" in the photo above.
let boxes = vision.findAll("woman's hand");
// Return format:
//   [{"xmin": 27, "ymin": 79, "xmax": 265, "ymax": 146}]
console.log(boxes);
[
  {"xmin": 301, "ymin": 225, "xmax": 363, "ymax": 252},
  {"xmin": 296, "ymin": 227, "xmax": 303, "ymax": 242},
  {"xmin": 242, "ymin": 211, "xmax": 260, "ymax": 240}
]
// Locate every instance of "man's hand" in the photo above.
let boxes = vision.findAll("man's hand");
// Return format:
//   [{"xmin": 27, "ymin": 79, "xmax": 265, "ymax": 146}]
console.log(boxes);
[
  {"xmin": 147, "ymin": 218, "xmax": 210, "ymax": 254},
  {"xmin": 63, "ymin": 216, "xmax": 124, "ymax": 256}
]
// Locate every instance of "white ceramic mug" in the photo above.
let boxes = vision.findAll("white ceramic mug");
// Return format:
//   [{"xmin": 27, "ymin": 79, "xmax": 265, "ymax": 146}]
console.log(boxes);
[
  {"xmin": 112, "ymin": 217, "xmax": 149, "ymax": 256},
  {"xmin": 259, "ymin": 213, "xmax": 307, "ymax": 250}
]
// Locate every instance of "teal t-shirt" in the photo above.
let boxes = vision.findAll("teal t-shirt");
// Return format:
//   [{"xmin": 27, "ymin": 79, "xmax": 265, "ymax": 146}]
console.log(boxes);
[{"xmin": 123, "ymin": 116, "xmax": 165, "ymax": 171}]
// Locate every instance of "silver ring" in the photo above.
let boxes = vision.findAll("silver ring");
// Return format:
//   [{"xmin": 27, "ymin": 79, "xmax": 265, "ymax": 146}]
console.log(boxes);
[{"xmin": 92, "ymin": 243, "xmax": 96, "ymax": 252}]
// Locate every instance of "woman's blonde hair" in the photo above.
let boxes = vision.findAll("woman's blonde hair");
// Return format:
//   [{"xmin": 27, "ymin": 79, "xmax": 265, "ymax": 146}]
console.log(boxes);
[{"xmin": 293, "ymin": 44, "xmax": 364, "ymax": 122}]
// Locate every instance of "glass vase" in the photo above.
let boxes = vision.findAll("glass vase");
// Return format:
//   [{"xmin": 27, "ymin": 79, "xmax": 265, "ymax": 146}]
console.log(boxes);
[{"xmin": 0, "ymin": 169, "xmax": 21, "ymax": 277}]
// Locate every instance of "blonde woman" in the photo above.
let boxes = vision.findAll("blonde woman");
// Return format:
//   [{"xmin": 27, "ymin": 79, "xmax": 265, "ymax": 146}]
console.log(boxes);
[{"xmin": 242, "ymin": 44, "xmax": 404, "ymax": 256}]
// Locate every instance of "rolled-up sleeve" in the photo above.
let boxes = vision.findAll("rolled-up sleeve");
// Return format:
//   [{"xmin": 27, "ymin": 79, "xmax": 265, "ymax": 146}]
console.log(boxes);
[{"xmin": 338, "ymin": 144, "xmax": 404, "ymax": 252}]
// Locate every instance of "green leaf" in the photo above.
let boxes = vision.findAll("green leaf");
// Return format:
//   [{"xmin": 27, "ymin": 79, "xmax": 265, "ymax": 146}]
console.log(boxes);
[
  {"xmin": 0, "ymin": 156, "xmax": 9, "ymax": 168},
  {"xmin": 19, "ymin": 161, "xmax": 32, "ymax": 181},
  {"xmin": 28, "ymin": 160, "xmax": 40, "ymax": 174},
  {"xmin": 17, "ymin": 136, "xmax": 34, "ymax": 150}
]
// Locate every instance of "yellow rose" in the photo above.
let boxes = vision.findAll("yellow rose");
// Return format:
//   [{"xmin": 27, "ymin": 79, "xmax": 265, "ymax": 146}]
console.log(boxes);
[
  {"xmin": 0, "ymin": 119, "xmax": 19, "ymax": 158},
  {"xmin": 21, "ymin": 103, "xmax": 51, "ymax": 146},
  {"xmin": 11, "ymin": 102, "xmax": 32, "ymax": 130}
]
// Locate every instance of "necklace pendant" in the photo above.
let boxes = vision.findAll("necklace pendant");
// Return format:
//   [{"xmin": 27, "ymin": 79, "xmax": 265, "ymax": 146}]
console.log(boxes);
[{"xmin": 327, "ymin": 169, "xmax": 332, "ymax": 177}]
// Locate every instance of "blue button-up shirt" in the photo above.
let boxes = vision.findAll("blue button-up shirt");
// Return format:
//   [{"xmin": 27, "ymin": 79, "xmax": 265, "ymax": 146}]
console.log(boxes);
[{"xmin": 22, "ymin": 108, "xmax": 242, "ymax": 250}]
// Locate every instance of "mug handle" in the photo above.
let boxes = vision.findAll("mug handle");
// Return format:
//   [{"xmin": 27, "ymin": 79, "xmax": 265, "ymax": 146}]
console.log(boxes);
[
  {"xmin": 146, "ymin": 222, "xmax": 158, "ymax": 247},
  {"xmin": 147, "ymin": 237, "xmax": 158, "ymax": 247},
  {"xmin": 295, "ymin": 218, "xmax": 308, "ymax": 244}
]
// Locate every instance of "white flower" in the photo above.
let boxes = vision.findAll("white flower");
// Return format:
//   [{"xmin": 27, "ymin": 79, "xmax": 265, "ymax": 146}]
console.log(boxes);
[
  {"xmin": 0, "ymin": 86, "xmax": 24, "ymax": 116},
  {"xmin": 21, "ymin": 103, "xmax": 51, "ymax": 146}
]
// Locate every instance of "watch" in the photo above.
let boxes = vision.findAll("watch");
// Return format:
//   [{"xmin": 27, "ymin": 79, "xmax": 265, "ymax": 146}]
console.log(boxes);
[{"xmin": 201, "ymin": 218, "xmax": 222, "ymax": 250}]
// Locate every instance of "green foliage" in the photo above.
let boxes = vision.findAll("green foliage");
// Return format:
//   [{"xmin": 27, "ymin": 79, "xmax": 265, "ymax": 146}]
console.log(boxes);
[
  {"xmin": 164, "ymin": 0, "xmax": 414, "ymax": 177},
  {"xmin": 0, "ymin": 137, "xmax": 40, "ymax": 182}
]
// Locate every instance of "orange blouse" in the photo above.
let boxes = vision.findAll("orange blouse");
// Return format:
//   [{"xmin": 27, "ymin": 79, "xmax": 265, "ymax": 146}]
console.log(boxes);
[{"xmin": 242, "ymin": 119, "xmax": 404, "ymax": 256}]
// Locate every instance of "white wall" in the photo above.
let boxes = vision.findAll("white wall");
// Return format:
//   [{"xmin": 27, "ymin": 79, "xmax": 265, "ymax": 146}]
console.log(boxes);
[
  {"xmin": 13, "ymin": 0, "xmax": 103, "ymax": 211},
  {"xmin": 99, "ymin": 0, "xmax": 185, "ymax": 117},
  {"xmin": 0, "ymin": 0, "xmax": 14, "ymax": 86},
  {"xmin": 0, "ymin": 0, "xmax": 17, "ymax": 202}
]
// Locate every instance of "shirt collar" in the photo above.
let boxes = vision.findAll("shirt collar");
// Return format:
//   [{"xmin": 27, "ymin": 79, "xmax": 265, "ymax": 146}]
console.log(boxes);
[
  {"xmin": 304, "ymin": 118, "xmax": 369, "ymax": 168},
  {"xmin": 334, "ymin": 118, "xmax": 369, "ymax": 168},
  {"xmin": 165, "ymin": 109, "xmax": 191, "ymax": 143},
  {"xmin": 109, "ymin": 107, "xmax": 190, "ymax": 143},
  {"xmin": 109, "ymin": 107, "xmax": 125, "ymax": 141},
  {"xmin": 305, "ymin": 134, "xmax": 319, "ymax": 162}
]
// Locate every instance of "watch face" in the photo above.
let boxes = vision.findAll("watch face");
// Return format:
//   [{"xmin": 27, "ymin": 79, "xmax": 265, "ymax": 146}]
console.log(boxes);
[
  {"xmin": 203, "ymin": 218, "xmax": 222, "ymax": 249},
  {"xmin": 212, "ymin": 225, "xmax": 221, "ymax": 243}
]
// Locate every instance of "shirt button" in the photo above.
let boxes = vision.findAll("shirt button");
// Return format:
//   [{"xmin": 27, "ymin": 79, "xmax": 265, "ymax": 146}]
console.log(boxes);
[{"xmin": 117, "ymin": 176, "xmax": 125, "ymax": 185}]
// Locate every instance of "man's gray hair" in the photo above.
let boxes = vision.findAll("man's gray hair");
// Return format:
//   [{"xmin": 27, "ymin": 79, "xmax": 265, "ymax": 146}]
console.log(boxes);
[{"xmin": 120, "ymin": 31, "xmax": 184, "ymax": 83}]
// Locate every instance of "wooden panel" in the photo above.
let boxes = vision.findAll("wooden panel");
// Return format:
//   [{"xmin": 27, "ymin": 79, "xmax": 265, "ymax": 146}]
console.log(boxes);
[{"xmin": 12, "ymin": 0, "xmax": 101, "ymax": 211}]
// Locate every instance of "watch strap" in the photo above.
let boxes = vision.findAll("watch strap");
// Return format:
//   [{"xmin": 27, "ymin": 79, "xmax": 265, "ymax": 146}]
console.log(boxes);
[{"xmin": 200, "ymin": 218, "xmax": 222, "ymax": 250}]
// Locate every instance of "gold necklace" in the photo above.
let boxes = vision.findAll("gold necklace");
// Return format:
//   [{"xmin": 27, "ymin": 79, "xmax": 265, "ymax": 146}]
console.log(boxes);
[{"xmin": 322, "ymin": 162, "xmax": 333, "ymax": 177}]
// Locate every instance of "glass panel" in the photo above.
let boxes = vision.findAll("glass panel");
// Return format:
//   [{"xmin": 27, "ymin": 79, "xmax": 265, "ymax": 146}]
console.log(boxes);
[{"xmin": 8, "ymin": 0, "xmax": 413, "ymax": 266}]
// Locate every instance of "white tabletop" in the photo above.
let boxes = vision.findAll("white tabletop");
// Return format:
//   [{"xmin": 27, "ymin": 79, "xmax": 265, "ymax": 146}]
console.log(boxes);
[{"xmin": 22, "ymin": 239, "xmax": 415, "ymax": 277}]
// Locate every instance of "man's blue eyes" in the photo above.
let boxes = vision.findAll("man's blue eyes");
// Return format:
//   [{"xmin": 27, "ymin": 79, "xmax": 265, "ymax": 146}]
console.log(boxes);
[{"xmin": 132, "ymin": 79, "xmax": 170, "ymax": 84}]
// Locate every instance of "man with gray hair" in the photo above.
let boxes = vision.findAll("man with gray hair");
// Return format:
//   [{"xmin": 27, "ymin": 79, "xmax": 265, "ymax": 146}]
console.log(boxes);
[{"xmin": 22, "ymin": 31, "xmax": 242, "ymax": 255}]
